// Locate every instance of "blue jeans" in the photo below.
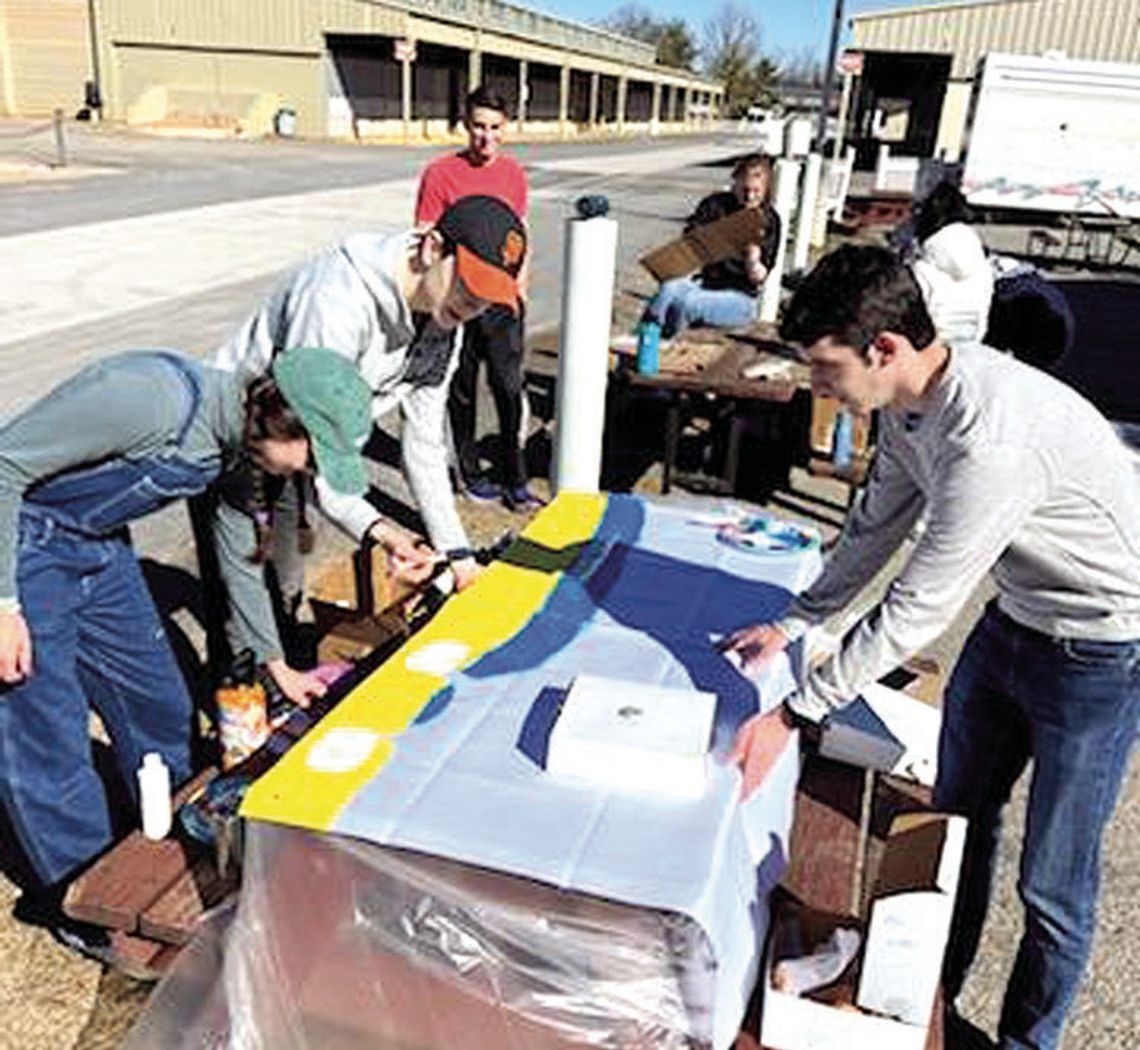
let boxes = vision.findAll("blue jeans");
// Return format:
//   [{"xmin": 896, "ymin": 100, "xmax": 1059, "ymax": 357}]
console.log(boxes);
[
  {"xmin": 645, "ymin": 276, "xmax": 758, "ymax": 338},
  {"xmin": 0, "ymin": 516, "xmax": 193, "ymax": 887},
  {"xmin": 934, "ymin": 603, "xmax": 1139, "ymax": 1050}
]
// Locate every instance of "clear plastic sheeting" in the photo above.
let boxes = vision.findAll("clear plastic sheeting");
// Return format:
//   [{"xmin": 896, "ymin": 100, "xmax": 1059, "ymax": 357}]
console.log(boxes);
[
  {"xmin": 121, "ymin": 902, "xmax": 234, "ymax": 1050},
  {"xmin": 125, "ymin": 821, "xmax": 719, "ymax": 1050}
]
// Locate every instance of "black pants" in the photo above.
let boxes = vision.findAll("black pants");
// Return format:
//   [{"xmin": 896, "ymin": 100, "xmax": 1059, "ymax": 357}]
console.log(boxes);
[{"xmin": 448, "ymin": 304, "xmax": 526, "ymax": 489}]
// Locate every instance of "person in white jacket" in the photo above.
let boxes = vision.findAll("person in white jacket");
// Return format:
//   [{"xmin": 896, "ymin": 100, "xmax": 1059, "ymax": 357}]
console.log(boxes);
[
  {"xmin": 208, "ymin": 197, "xmax": 527, "ymax": 702},
  {"xmin": 909, "ymin": 182, "xmax": 993, "ymax": 346}
]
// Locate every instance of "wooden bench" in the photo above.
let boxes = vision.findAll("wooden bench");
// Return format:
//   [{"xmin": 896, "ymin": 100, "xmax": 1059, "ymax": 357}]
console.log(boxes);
[
  {"xmin": 63, "ymin": 768, "xmax": 235, "ymax": 975},
  {"xmin": 62, "ymin": 544, "xmax": 414, "ymax": 972}
]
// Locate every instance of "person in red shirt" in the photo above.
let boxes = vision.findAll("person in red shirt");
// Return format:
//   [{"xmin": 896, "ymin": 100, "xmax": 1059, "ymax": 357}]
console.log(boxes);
[{"xmin": 415, "ymin": 86, "xmax": 541, "ymax": 510}]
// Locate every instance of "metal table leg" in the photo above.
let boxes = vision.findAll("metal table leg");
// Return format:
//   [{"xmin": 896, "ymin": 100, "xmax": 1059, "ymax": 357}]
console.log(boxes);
[{"xmin": 663, "ymin": 393, "xmax": 682, "ymax": 495}]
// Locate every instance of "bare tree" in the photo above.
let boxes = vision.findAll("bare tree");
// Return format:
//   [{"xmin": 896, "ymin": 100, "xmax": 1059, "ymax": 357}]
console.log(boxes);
[
  {"xmin": 702, "ymin": 2, "xmax": 777, "ymax": 114},
  {"xmin": 657, "ymin": 21, "xmax": 699, "ymax": 71},
  {"xmin": 779, "ymin": 46, "xmax": 826, "ymax": 88},
  {"xmin": 598, "ymin": 3, "xmax": 662, "ymax": 44},
  {"xmin": 598, "ymin": 4, "xmax": 698, "ymax": 71}
]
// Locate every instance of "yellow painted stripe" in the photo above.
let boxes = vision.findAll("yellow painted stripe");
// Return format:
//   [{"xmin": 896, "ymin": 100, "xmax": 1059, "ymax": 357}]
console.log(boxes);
[{"xmin": 241, "ymin": 492, "xmax": 608, "ymax": 831}]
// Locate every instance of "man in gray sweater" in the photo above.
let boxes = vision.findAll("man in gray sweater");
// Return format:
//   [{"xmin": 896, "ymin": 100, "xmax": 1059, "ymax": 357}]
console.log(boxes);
[{"xmin": 725, "ymin": 245, "xmax": 1139, "ymax": 1050}]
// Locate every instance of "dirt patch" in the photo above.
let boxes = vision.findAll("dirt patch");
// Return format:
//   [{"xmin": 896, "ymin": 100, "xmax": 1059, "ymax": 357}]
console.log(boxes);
[{"xmin": 0, "ymin": 879, "xmax": 100, "ymax": 1050}]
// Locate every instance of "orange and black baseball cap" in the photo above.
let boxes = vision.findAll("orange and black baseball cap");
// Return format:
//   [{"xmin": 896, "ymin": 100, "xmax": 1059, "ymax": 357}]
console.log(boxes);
[{"xmin": 436, "ymin": 195, "xmax": 527, "ymax": 313}]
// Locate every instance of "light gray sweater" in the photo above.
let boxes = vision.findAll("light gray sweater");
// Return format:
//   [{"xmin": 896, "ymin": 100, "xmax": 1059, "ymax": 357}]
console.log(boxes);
[
  {"xmin": 781, "ymin": 341, "xmax": 1140, "ymax": 721},
  {"xmin": 214, "ymin": 231, "xmax": 468, "ymax": 552}
]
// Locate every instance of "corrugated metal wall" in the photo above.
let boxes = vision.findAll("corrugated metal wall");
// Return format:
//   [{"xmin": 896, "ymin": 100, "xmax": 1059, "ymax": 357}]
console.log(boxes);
[
  {"xmin": 853, "ymin": 0, "xmax": 1140, "ymax": 79},
  {"xmin": 0, "ymin": 0, "xmax": 92, "ymax": 116},
  {"xmin": 95, "ymin": 0, "xmax": 722, "ymax": 136}
]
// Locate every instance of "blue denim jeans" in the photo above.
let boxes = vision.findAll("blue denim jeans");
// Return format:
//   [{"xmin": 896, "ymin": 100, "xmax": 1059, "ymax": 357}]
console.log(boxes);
[
  {"xmin": 645, "ymin": 276, "xmax": 758, "ymax": 338},
  {"xmin": 0, "ymin": 517, "xmax": 193, "ymax": 887},
  {"xmin": 934, "ymin": 603, "xmax": 1139, "ymax": 1050}
]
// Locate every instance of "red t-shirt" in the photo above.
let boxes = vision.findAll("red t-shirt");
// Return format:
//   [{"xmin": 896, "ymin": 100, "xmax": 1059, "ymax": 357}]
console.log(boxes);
[{"xmin": 415, "ymin": 151, "xmax": 528, "ymax": 225}]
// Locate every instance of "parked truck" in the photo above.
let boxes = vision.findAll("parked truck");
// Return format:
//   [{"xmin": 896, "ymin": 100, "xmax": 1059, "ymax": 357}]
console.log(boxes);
[{"xmin": 960, "ymin": 52, "xmax": 1140, "ymax": 217}]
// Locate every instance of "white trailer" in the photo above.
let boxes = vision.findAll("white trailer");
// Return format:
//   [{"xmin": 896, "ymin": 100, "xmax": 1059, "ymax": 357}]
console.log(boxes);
[{"xmin": 961, "ymin": 52, "xmax": 1140, "ymax": 217}]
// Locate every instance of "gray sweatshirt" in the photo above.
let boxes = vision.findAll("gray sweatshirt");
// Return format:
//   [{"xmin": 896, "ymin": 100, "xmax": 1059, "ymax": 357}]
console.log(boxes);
[
  {"xmin": 780, "ymin": 341, "xmax": 1140, "ymax": 721},
  {"xmin": 0, "ymin": 357, "xmax": 272, "ymax": 652},
  {"xmin": 214, "ymin": 231, "xmax": 468, "ymax": 552}
]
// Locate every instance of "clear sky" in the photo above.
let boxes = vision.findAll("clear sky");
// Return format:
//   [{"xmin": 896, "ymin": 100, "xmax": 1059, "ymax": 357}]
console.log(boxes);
[{"xmin": 533, "ymin": 0, "xmax": 946, "ymax": 65}]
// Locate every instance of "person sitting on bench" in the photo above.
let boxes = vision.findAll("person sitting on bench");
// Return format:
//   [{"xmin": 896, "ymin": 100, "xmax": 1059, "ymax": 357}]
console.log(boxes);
[{"xmin": 641, "ymin": 153, "xmax": 782, "ymax": 339}]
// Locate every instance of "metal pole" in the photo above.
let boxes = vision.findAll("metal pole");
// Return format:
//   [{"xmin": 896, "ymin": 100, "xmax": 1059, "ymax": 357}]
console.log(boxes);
[
  {"xmin": 815, "ymin": 0, "xmax": 846, "ymax": 150},
  {"xmin": 52, "ymin": 109, "xmax": 67, "ymax": 167},
  {"xmin": 86, "ymin": 0, "xmax": 103, "ymax": 117}
]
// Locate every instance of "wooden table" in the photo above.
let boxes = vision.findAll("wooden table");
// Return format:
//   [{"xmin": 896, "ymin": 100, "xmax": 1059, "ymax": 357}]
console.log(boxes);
[{"xmin": 620, "ymin": 331, "xmax": 811, "ymax": 494}]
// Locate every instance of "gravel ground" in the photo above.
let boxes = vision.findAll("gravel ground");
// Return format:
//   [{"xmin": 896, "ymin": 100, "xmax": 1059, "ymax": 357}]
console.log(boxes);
[{"xmin": 0, "ymin": 132, "xmax": 1134, "ymax": 1047}]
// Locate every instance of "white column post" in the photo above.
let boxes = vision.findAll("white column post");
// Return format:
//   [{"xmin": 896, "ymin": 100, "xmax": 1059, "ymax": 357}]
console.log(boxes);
[
  {"xmin": 760, "ymin": 158, "xmax": 801, "ymax": 323},
  {"xmin": 401, "ymin": 55, "xmax": 413, "ymax": 141},
  {"xmin": 792, "ymin": 151, "xmax": 823, "ymax": 272},
  {"xmin": 553, "ymin": 214, "xmax": 619, "ymax": 494},
  {"xmin": 834, "ymin": 70, "xmax": 853, "ymax": 158},
  {"xmin": 559, "ymin": 65, "xmax": 570, "ymax": 138}
]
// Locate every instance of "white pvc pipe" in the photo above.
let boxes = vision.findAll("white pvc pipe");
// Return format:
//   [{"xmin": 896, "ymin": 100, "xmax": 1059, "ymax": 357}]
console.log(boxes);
[
  {"xmin": 552, "ymin": 215, "xmax": 618, "ymax": 494},
  {"xmin": 760, "ymin": 158, "xmax": 801, "ymax": 323},
  {"xmin": 792, "ymin": 151, "xmax": 823, "ymax": 272}
]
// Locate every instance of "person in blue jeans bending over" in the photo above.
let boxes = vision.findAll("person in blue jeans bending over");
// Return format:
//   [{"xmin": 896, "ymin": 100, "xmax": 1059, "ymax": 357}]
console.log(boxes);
[
  {"xmin": 0, "ymin": 346, "xmax": 373, "ymax": 960},
  {"xmin": 723, "ymin": 245, "xmax": 1139, "ymax": 1050},
  {"xmin": 642, "ymin": 152, "xmax": 782, "ymax": 339}
]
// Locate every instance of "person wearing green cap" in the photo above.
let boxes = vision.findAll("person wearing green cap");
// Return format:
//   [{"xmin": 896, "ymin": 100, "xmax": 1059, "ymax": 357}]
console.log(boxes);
[
  {"xmin": 0, "ymin": 347, "xmax": 367, "ymax": 957},
  {"xmin": 210, "ymin": 196, "xmax": 528, "ymax": 678}
]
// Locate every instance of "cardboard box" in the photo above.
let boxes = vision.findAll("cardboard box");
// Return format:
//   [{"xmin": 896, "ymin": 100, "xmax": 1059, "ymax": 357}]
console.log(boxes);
[
  {"xmin": 759, "ymin": 692, "xmax": 965, "ymax": 1050},
  {"xmin": 819, "ymin": 683, "xmax": 941, "ymax": 788},
  {"xmin": 761, "ymin": 809, "xmax": 963, "ymax": 1050},
  {"xmin": 640, "ymin": 207, "xmax": 766, "ymax": 282}
]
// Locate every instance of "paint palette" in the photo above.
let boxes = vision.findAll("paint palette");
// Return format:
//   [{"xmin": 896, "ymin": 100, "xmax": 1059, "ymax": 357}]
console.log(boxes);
[{"xmin": 715, "ymin": 513, "xmax": 821, "ymax": 556}]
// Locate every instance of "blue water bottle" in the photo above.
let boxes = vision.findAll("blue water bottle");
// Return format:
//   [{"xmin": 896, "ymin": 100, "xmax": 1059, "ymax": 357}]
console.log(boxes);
[
  {"xmin": 636, "ymin": 321, "xmax": 661, "ymax": 375},
  {"xmin": 832, "ymin": 409, "xmax": 854, "ymax": 469}
]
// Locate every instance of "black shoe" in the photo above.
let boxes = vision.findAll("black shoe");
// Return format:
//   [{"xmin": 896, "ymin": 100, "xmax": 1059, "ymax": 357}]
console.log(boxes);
[
  {"xmin": 945, "ymin": 1003, "xmax": 996, "ymax": 1050},
  {"xmin": 503, "ymin": 484, "xmax": 547, "ymax": 512},
  {"xmin": 462, "ymin": 476, "xmax": 503, "ymax": 504}
]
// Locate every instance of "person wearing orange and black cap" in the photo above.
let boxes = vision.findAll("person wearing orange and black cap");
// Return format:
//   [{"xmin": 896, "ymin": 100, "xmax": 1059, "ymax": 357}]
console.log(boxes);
[
  {"xmin": 416, "ymin": 89, "xmax": 540, "ymax": 511},
  {"xmin": 208, "ymin": 196, "xmax": 527, "ymax": 702}
]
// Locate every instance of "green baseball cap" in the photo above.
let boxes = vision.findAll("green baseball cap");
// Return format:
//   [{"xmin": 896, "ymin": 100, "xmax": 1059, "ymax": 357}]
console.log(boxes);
[{"xmin": 270, "ymin": 347, "xmax": 372, "ymax": 496}]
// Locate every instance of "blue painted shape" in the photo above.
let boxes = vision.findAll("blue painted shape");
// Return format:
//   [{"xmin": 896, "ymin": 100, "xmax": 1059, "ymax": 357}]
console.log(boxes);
[
  {"xmin": 465, "ymin": 494, "xmax": 801, "ymax": 756},
  {"xmin": 413, "ymin": 683, "xmax": 456, "ymax": 726},
  {"xmin": 466, "ymin": 496, "xmax": 647, "ymax": 681},
  {"xmin": 515, "ymin": 685, "xmax": 567, "ymax": 769}
]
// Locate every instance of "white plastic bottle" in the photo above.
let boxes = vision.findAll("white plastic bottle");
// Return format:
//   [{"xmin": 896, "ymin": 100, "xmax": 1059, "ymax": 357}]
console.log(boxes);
[{"xmin": 138, "ymin": 752, "xmax": 173, "ymax": 840}]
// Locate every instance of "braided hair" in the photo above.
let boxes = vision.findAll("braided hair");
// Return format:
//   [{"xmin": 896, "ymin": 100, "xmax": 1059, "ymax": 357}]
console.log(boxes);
[{"xmin": 243, "ymin": 375, "xmax": 311, "ymax": 563}]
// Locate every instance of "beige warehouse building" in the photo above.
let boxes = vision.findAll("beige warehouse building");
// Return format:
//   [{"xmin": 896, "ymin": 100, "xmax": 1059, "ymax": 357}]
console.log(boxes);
[
  {"xmin": 0, "ymin": 0, "xmax": 723, "ymax": 140},
  {"xmin": 848, "ymin": 0, "xmax": 1140, "ymax": 163}
]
